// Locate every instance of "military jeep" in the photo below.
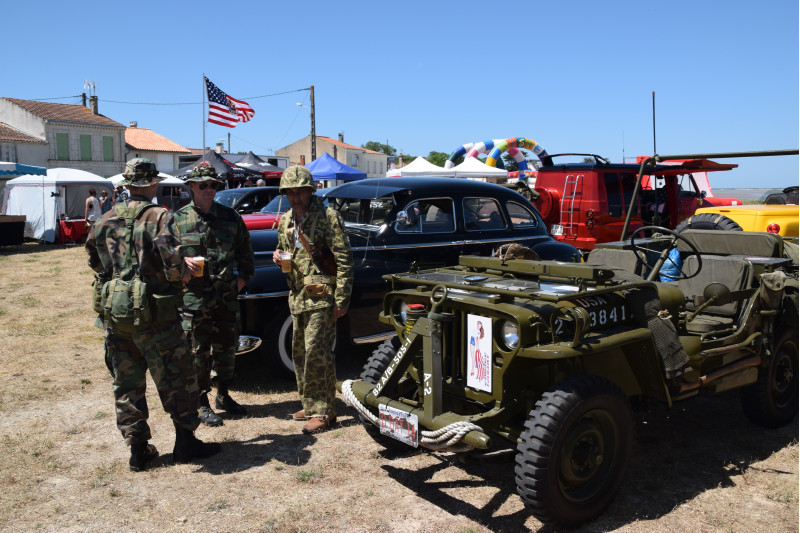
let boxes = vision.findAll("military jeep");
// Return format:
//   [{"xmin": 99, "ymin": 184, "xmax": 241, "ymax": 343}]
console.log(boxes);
[{"xmin": 339, "ymin": 223, "xmax": 798, "ymax": 528}]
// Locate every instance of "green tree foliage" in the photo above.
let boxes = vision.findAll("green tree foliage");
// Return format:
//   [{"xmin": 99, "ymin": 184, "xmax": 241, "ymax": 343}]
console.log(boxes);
[
  {"xmin": 426, "ymin": 151, "xmax": 450, "ymax": 167},
  {"xmin": 362, "ymin": 141, "xmax": 397, "ymax": 156}
]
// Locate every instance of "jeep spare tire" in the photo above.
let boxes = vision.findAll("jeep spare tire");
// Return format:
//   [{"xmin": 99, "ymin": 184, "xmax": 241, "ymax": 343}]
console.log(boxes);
[
  {"xmin": 676, "ymin": 213, "xmax": 742, "ymax": 232},
  {"xmin": 534, "ymin": 187, "xmax": 561, "ymax": 223}
]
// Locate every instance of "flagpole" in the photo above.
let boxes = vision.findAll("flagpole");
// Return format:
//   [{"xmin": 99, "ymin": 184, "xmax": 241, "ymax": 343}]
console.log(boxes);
[{"xmin": 202, "ymin": 74, "xmax": 206, "ymax": 160}]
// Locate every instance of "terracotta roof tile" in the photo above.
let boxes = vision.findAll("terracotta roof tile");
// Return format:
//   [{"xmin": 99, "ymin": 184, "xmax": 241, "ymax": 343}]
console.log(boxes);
[
  {"xmin": 317, "ymin": 136, "xmax": 384, "ymax": 155},
  {"xmin": 125, "ymin": 127, "xmax": 190, "ymax": 153},
  {"xmin": 0, "ymin": 122, "xmax": 45, "ymax": 143},
  {"xmin": 2, "ymin": 97, "xmax": 124, "ymax": 128}
]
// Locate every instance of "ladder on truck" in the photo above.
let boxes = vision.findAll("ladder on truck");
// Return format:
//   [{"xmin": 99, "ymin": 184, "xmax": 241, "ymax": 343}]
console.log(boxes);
[{"xmin": 559, "ymin": 174, "xmax": 583, "ymax": 238}]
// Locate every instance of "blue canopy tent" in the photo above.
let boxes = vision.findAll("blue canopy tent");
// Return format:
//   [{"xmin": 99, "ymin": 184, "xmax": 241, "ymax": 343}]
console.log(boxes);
[{"xmin": 305, "ymin": 153, "xmax": 366, "ymax": 182}]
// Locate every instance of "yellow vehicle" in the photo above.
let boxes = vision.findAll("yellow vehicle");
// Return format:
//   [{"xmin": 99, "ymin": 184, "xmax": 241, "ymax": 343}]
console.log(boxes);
[{"xmin": 694, "ymin": 186, "xmax": 798, "ymax": 237}]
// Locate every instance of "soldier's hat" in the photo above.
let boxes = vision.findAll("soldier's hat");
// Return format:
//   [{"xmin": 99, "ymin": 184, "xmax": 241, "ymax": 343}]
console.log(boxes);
[
  {"xmin": 184, "ymin": 161, "xmax": 224, "ymax": 184},
  {"xmin": 121, "ymin": 158, "xmax": 164, "ymax": 187},
  {"xmin": 279, "ymin": 165, "xmax": 315, "ymax": 193}
]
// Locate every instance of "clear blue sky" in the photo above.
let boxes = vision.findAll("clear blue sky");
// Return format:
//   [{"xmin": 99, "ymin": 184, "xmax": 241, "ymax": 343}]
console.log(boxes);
[{"xmin": 4, "ymin": 0, "xmax": 798, "ymax": 188}]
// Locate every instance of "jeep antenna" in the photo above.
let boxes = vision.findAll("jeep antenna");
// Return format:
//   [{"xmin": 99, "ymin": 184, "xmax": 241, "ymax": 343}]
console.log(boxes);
[{"xmin": 652, "ymin": 91, "xmax": 657, "ymax": 156}]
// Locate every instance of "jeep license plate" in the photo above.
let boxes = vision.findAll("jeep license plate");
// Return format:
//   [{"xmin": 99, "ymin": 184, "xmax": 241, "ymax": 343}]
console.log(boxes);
[
  {"xmin": 379, "ymin": 404, "xmax": 418, "ymax": 447},
  {"xmin": 551, "ymin": 224, "xmax": 564, "ymax": 236}
]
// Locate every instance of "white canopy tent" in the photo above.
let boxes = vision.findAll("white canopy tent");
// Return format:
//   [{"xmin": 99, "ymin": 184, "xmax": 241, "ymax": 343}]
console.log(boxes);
[
  {"xmin": 451, "ymin": 157, "xmax": 509, "ymax": 182},
  {"xmin": 386, "ymin": 157, "xmax": 453, "ymax": 177},
  {"xmin": 2, "ymin": 168, "xmax": 111, "ymax": 242}
]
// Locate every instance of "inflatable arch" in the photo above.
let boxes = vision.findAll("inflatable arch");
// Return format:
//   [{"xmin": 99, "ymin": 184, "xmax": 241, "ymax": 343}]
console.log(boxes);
[{"xmin": 444, "ymin": 137, "xmax": 549, "ymax": 179}]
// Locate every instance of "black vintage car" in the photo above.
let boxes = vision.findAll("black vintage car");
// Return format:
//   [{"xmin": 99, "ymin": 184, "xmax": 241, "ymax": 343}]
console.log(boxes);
[
  {"xmin": 214, "ymin": 186, "xmax": 281, "ymax": 214},
  {"xmin": 239, "ymin": 177, "xmax": 581, "ymax": 374}
]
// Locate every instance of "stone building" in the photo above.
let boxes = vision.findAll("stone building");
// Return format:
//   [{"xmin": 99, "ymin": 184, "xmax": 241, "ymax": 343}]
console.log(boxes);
[{"xmin": 277, "ymin": 133, "xmax": 387, "ymax": 178}]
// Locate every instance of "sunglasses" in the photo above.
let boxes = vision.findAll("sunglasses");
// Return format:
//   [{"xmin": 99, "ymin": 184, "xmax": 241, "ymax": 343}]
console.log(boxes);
[{"xmin": 198, "ymin": 181, "xmax": 221, "ymax": 191}]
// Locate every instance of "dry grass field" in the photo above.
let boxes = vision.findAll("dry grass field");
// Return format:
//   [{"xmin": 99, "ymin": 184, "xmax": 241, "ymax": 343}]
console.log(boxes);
[{"xmin": 0, "ymin": 243, "xmax": 797, "ymax": 532}]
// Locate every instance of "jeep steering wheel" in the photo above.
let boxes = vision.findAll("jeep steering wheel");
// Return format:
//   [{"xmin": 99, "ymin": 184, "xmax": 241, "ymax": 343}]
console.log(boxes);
[{"xmin": 629, "ymin": 226, "xmax": 702, "ymax": 281}]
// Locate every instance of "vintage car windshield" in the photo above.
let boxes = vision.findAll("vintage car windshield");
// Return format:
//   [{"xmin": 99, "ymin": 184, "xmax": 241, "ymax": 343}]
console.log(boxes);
[
  {"xmin": 328, "ymin": 194, "xmax": 396, "ymax": 229},
  {"xmin": 213, "ymin": 188, "xmax": 251, "ymax": 207}
]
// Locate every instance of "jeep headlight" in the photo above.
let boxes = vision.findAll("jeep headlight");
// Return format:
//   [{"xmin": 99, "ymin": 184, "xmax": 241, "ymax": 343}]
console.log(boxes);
[{"xmin": 501, "ymin": 320, "xmax": 519, "ymax": 350}]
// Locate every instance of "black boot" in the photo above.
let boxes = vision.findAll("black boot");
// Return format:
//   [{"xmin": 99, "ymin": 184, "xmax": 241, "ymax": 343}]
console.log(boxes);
[
  {"xmin": 172, "ymin": 424, "xmax": 222, "ymax": 464},
  {"xmin": 215, "ymin": 380, "xmax": 248, "ymax": 416},
  {"xmin": 198, "ymin": 392, "xmax": 223, "ymax": 426},
  {"xmin": 129, "ymin": 442, "xmax": 158, "ymax": 472}
]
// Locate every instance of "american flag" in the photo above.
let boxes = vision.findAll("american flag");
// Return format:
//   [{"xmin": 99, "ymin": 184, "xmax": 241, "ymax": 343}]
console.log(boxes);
[{"xmin": 205, "ymin": 76, "xmax": 255, "ymax": 128}]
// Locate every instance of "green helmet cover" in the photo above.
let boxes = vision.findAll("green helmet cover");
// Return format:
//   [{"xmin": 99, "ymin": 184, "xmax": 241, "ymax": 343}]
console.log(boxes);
[{"xmin": 279, "ymin": 165, "xmax": 315, "ymax": 193}]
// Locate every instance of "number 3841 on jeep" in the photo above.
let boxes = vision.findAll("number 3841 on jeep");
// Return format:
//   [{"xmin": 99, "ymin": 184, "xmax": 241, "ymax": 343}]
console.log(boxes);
[{"xmin": 339, "ymin": 226, "xmax": 798, "ymax": 529}]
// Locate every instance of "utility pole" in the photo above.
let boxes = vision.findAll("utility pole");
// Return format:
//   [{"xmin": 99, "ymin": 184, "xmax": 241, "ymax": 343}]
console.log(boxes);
[{"xmin": 310, "ymin": 85, "xmax": 316, "ymax": 162}]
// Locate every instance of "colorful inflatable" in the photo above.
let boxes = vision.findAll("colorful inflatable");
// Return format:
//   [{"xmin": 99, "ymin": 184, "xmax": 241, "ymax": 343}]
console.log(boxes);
[{"xmin": 444, "ymin": 137, "xmax": 548, "ymax": 180}]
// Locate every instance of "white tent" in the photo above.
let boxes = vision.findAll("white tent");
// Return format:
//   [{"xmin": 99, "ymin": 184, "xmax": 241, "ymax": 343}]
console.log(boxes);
[
  {"xmin": 386, "ymin": 157, "xmax": 453, "ymax": 177},
  {"xmin": 451, "ymin": 157, "xmax": 509, "ymax": 182},
  {"xmin": 2, "ymin": 168, "xmax": 112, "ymax": 242}
]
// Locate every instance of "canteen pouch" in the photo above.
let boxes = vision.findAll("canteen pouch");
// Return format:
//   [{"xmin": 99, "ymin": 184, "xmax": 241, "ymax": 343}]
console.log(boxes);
[
  {"xmin": 151, "ymin": 292, "xmax": 183, "ymax": 322},
  {"xmin": 305, "ymin": 283, "xmax": 328, "ymax": 298},
  {"xmin": 102, "ymin": 277, "xmax": 152, "ymax": 333},
  {"xmin": 91, "ymin": 274, "xmax": 108, "ymax": 314}
]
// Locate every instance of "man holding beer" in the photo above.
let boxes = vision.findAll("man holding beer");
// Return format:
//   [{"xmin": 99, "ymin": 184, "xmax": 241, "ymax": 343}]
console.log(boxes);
[{"xmin": 175, "ymin": 162, "xmax": 255, "ymax": 426}]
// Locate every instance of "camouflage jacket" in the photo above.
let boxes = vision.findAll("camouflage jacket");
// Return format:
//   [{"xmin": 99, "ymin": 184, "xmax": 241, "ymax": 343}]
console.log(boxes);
[
  {"xmin": 173, "ymin": 200, "xmax": 255, "ymax": 310},
  {"xmin": 277, "ymin": 195, "xmax": 354, "ymax": 314},
  {"xmin": 85, "ymin": 195, "xmax": 185, "ymax": 294}
]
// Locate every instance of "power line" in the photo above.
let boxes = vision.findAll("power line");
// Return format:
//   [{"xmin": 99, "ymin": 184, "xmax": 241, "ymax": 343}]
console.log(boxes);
[{"xmin": 100, "ymin": 87, "xmax": 310, "ymax": 106}]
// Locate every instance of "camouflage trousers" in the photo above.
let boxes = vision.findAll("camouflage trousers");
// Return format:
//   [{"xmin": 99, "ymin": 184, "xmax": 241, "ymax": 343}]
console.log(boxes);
[
  {"xmin": 291, "ymin": 307, "xmax": 336, "ymax": 418},
  {"xmin": 182, "ymin": 302, "xmax": 240, "ymax": 393},
  {"xmin": 105, "ymin": 320, "xmax": 199, "ymax": 446}
]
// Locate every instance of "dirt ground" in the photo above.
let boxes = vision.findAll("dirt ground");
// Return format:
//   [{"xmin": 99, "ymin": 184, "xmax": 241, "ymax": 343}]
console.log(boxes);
[{"xmin": 0, "ymin": 244, "xmax": 797, "ymax": 533}]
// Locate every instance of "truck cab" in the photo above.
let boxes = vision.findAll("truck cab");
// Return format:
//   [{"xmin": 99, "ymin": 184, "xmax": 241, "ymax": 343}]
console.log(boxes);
[{"xmin": 533, "ymin": 154, "xmax": 739, "ymax": 252}]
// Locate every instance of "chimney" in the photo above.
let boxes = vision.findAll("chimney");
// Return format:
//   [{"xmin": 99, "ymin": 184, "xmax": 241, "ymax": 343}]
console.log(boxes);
[
  {"xmin": 300, "ymin": 155, "xmax": 306, "ymax": 166},
  {"xmin": 82, "ymin": 93, "xmax": 87, "ymax": 107},
  {"xmin": 89, "ymin": 95, "xmax": 98, "ymax": 115},
  {"xmin": 338, "ymin": 132, "xmax": 344, "ymax": 142},
  {"xmin": 215, "ymin": 142, "xmax": 224, "ymax": 154},
  {"xmin": 398, "ymin": 154, "xmax": 404, "ymax": 167},
  {"xmin": 129, "ymin": 121, "xmax": 138, "ymax": 128}
]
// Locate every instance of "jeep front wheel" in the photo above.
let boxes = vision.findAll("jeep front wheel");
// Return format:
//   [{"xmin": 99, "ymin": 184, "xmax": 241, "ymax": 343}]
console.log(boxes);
[
  {"xmin": 741, "ymin": 329, "xmax": 799, "ymax": 428},
  {"xmin": 515, "ymin": 375, "xmax": 634, "ymax": 529},
  {"xmin": 359, "ymin": 337, "xmax": 418, "ymax": 452}
]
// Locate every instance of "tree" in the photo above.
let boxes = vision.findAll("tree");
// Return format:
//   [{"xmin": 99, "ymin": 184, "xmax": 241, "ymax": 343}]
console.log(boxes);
[
  {"xmin": 362, "ymin": 141, "xmax": 397, "ymax": 156},
  {"xmin": 426, "ymin": 151, "xmax": 450, "ymax": 167}
]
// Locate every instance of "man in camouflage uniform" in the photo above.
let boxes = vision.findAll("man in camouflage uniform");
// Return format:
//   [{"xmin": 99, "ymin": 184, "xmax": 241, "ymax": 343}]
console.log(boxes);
[
  {"xmin": 174, "ymin": 162, "xmax": 255, "ymax": 426},
  {"xmin": 86, "ymin": 158, "xmax": 221, "ymax": 471},
  {"xmin": 272, "ymin": 166, "xmax": 354, "ymax": 433}
]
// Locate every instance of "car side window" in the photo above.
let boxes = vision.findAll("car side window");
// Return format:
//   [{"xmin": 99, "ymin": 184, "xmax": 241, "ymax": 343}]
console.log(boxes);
[
  {"xmin": 463, "ymin": 197, "xmax": 505, "ymax": 231},
  {"xmin": 507, "ymin": 201, "xmax": 539, "ymax": 228},
  {"xmin": 395, "ymin": 198, "xmax": 455, "ymax": 234}
]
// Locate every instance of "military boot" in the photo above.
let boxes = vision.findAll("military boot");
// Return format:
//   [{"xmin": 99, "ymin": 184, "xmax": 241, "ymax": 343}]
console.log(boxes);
[
  {"xmin": 215, "ymin": 380, "xmax": 248, "ymax": 416},
  {"xmin": 198, "ymin": 392, "xmax": 223, "ymax": 427},
  {"xmin": 129, "ymin": 442, "xmax": 158, "ymax": 472},
  {"xmin": 172, "ymin": 424, "xmax": 222, "ymax": 464}
]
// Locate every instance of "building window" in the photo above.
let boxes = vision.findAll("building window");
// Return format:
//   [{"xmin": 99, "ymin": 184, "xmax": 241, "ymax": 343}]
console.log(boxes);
[
  {"xmin": 80, "ymin": 134, "xmax": 92, "ymax": 161},
  {"xmin": 102, "ymin": 136, "xmax": 114, "ymax": 162},
  {"xmin": 56, "ymin": 133, "xmax": 69, "ymax": 160}
]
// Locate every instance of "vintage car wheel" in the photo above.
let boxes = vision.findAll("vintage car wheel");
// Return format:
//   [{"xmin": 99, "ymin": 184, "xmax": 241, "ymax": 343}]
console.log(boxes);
[
  {"xmin": 741, "ymin": 329, "xmax": 799, "ymax": 428},
  {"xmin": 676, "ymin": 212, "xmax": 742, "ymax": 232},
  {"xmin": 267, "ymin": 309, "xmax": 338, "ymax": 378},
  {"xmin": 359, "ymin": 337, "xmax": 418, "ymax": 452},
  {"xmin": 514, "ymin": 375, "xmax": 634, "ymax": 529}
]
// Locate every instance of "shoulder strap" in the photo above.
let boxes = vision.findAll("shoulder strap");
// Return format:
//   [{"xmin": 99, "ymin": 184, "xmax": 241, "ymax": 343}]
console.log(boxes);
[{"xmin": 113, "ymin": 203, "xmax": 156, "ymax": 272}]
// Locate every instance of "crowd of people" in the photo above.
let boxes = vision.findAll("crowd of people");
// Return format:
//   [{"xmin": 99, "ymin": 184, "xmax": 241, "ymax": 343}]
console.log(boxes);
[{"xmin": 85, "ymin": 157, "xmax": 353, "ymax": 472}]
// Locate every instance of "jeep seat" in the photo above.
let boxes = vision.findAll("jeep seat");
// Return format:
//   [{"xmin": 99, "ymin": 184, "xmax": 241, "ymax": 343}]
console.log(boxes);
[
  {"xmin": 586, "ymin": 248, "xmax": 646, "ymax": 278},
  {"xmin": 677, "ymin": 229, "xmax": 783, "ymax": 258},
  {"xmin": 677, "ymin": 255, "xmax": 754, "ymax": 334}
]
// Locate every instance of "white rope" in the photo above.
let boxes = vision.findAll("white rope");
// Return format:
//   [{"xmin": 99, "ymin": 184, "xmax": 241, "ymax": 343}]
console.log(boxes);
[{"xmin": 341, "ymin": 379, "xmax": 482, "ymax": 453}]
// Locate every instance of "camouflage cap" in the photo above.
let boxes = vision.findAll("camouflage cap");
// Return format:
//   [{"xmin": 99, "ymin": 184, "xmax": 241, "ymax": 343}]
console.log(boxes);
[
  {"xmin": 279, "ymin": 165, "xmax": 315, "ymax": 193},
  {"xmin": 121, "ymin": 158, "xmax": 164, "ymax": 187},
  {"xmin": 184, "ymin": 161, "xmax": 224, "ymax": 183}
]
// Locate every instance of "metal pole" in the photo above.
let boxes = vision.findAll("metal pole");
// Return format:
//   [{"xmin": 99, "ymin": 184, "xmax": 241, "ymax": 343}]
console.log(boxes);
[
  {"xmin": 310, "ymin": 85, "xmax": 316, "ymax": 162},
  {"xmin": 202, "ymin": 74, "xmax": 206, "ymax": 159},
  {"xmin": 652, "ymin": 91, "xmax": 656, "ymax": 156}
]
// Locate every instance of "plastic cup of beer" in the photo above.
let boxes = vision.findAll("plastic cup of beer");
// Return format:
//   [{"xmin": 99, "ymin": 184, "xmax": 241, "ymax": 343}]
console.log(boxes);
[
  {"xmin": 193, "ymin": 256, "xmax": 205, "ymax": 277},
  {"xmin": 279, "ymin": 251, "xmax": 292, "ymax": 273}
]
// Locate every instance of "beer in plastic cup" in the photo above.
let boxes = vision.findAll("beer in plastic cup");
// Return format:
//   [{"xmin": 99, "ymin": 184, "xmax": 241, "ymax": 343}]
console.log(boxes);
[
  {"xmin": 279, "ymin": 251, "xmax": 292, "ymax": 273},
  {"xmin": 193, "ymin": 256, "xmax": 205, "ymax": 277}
]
